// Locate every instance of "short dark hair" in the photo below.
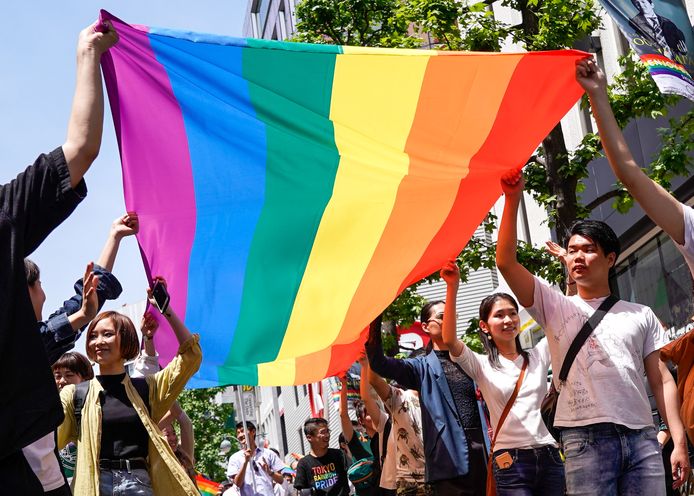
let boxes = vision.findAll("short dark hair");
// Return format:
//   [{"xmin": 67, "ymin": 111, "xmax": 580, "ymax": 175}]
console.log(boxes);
[
  {"xmin": 478, "ymin": 293, "xmax": 528, "ymax": 370},
  {"xmin": 304, "ymin": 417, "xmax": 328, "ymax": 436},
  {"xmin": 568, "ymin": 220, "xmax": 620, "ymax": 261},
  {"xmin": 52, "ymin": 351, "xmax": 94, "ymax": 380},
  {"xmin": 236, "ymin": 421, "xmax": 256, "ymax": 432},
  {"xmin": 353, "ymin": 399, "xmax": 367, "ymax": 421},
  {"xmin": 85, "ymin": 311, "xmax": 140, "ymax": 362},
  {"xmin": 24, "ymin": 259, "xmax": 40, "ymax": 286}
]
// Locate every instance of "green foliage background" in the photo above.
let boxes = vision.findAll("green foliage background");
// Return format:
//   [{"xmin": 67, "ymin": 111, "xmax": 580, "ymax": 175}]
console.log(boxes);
[{"xmin": 177, "ymin": 387, "xmax": 237, "ymax": 482}]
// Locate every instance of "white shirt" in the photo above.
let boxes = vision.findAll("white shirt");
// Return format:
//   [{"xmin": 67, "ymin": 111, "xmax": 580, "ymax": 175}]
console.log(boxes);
[
  {"xmin": 675, "ymin": 203, "xmax": 694, "ymax": 277},
  {"xmin": 22, "ymin": 432, "xmax": 65, "ymax": 491},
  {"xmin": 227, "ymin": 447, "xmax": 285, "ymax": 496},
  {"xmin": 451, "ymin": 340, "xmax": 556, "ymax": 450},
  {"xmin": 126, "ymin": 351, "xmax": 160, "ymax": 378},
  {"xmin": 527, "ymin": 277, "xmax": 667, "ymax": 429}
]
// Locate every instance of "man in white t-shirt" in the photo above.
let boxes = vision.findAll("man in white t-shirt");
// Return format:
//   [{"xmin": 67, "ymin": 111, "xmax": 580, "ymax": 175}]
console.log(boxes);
[
  {"xmin": 573, "ymin": 58, "xmax": 694, "ymax": 278},
  {"xmin": 496, "ymin": 163, "xmax": 690, "ymax": 493}
]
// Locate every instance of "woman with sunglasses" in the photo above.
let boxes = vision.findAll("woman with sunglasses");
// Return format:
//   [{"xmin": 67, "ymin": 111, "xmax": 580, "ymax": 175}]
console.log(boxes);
[{"xmin": 366, "ymin": 261, "xmax": 489, "ymax": 495}]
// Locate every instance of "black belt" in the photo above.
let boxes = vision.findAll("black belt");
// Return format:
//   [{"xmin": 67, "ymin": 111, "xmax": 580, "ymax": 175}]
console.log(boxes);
[{"xmin": 99, "ymin": 458, "xmax": 148, "ymax": 471}]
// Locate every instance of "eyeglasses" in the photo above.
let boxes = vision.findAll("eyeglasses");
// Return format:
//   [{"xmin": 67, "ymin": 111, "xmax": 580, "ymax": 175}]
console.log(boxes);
[{"xmin": 426, "ymin": 312, "xmax": 458, "ymax": 324}]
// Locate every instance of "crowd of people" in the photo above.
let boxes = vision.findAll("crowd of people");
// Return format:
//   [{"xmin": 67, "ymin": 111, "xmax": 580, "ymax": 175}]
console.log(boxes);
[{"xmin": 2, "ymin": 20, "xmax": 693, "ymax": 496}]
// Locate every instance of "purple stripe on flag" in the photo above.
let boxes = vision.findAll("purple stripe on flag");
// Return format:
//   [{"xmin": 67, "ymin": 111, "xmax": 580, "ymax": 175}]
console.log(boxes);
[{"xmin": 100, "ymin": 10, "xmax": 196, "ymax": 362}]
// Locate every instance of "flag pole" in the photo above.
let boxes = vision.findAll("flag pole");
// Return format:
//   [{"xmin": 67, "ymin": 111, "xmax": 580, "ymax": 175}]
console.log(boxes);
[{"xmin": 235, "ymin": 385, "xmax": 258, "ymax": 493}]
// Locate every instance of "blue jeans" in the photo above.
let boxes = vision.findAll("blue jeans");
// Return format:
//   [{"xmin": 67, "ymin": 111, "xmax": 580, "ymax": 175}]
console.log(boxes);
[
  {"xmin": 560, "ymin": 423, "xmax": 665, "ymax": 496},
  {"xmin": 99, "ymin": 468, "xmax": 153, "ymax": 496},
  {"xmin": 493, "ymin": 446, "xmax": 565, "ymax": 495}
]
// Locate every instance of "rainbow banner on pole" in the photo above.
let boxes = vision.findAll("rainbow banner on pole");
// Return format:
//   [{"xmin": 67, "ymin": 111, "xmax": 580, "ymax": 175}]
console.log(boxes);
[
  {"xmin": 194, "ymin": 473, "xmax": 218, "ymax": 496},
  {"xmin": 100, "ymin": 10, "xmax": 586, "ymax": 387}
]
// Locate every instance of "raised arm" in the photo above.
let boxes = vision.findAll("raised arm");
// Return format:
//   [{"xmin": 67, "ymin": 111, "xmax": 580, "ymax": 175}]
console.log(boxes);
[
  {"xmin": 365, "ymin": 314, "xmax": 420, "ymax": 391},
  {"xmin": 359, "ymin": 357, "xmax": 384, "ymax": 428},
  {"xmin": 148, "ymin": 277, "xmax": 192, "ymax": 346},
  {"xmin": 66, "ymin": 263, "xmax": 98, "ymax": 332},
  {"xmin": 645, "ymin": 353, "xmax": 690, "ymax": 489},
  {"xmin": 367, "ymin": 361, "xmax": 392, "ymax": 404},
  {"xmin": 63, "ymin": 21, "xmax": 118, "ymax": 188},
  {"xmin": 545, "ymin": 241, "xmax": 577, "ymax": 297},
  {"xmin": 496, "ymin": 171, "xmax": 536, "ymax": 307},
  {"xmin": 576, "ymin": 58, "xmax": 684, "ymax": 244},
  {"xmin": 141, "ymin": 312, "xmax": 158, "ymax": 358},
  {"xmin": 339, "ymin": 375, "xmax": 355, "ymax": 442},
  {"xmin": 97, "ymin": 212, "xmax": 139, "ymax": 272},
  {"xmin": 148, "ymin": 278, "xmax": 201, "ymax": 421},
  {"xmin": 177, "ymin": 406, "xmax": 196, "ymax": 465},
  {"xmin": 440, "ymin": 260, "xmax": 464, "ymax": 357}
]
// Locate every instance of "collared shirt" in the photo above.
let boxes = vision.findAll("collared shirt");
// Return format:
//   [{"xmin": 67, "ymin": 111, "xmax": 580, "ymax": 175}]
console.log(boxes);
[
  {"xmin": 58, "ymin": 334, "xmax": 202, "ymax": 496},
  {"xmin": 227, "ymin": 446, "xmax": 285, "ymax": 496},
  {"xmin": 1, "ymin": 147, "xmax": 86, "ymax": 459}
]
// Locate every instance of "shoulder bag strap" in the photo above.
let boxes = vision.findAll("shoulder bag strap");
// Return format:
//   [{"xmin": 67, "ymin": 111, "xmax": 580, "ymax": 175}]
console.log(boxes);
[
  {"xmin": 557, "ymin": 294, "xmax": 619, "ymax": 386},
  {"xmin": 73, "ymin": 380, "xmax": 91, "ymax": 436},
  {"xmin": 490, "ymin": 355, "xmax": 529, "ymax": 449}
]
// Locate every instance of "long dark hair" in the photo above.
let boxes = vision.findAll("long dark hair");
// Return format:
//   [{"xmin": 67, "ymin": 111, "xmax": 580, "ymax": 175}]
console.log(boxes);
[
  {"xmin": 421, "ymin": 300, "xmax": 444, "ymax": 353},
  {"xmin": 478, "ymin": 293, "xmax": 528, "ymax": 369}
]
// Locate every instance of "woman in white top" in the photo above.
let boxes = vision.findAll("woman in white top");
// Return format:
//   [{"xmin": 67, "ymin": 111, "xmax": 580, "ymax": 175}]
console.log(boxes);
[{"xmin": 440, "ymin": 260, "xmax": 564, "ymax": 495}]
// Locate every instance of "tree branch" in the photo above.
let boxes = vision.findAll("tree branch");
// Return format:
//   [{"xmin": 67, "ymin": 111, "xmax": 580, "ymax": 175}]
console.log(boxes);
[{"xmin": 584, "ymin": 188, "xmax": 621, "ymax": 212}]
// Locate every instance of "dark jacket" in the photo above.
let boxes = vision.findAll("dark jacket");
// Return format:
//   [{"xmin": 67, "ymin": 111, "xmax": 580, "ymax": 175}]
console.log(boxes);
[
  {"xmin": 40, "ymin": 264, "xmax": 122, "ymax": 364},
  {"xmin": 366, "ymin": 340, "xmax": 477, "ymax": 483}
]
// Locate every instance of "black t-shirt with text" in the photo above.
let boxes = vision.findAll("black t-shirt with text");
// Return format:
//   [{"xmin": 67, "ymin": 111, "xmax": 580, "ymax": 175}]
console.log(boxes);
[{"xmin": 295, "ymin": 448, "xmax": 349, "ymax": 495}]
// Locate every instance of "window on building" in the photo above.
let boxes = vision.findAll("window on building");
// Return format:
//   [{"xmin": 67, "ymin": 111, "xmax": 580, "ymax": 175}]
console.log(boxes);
[
  {"xmin": 298, "ymin": 426, "xmax": 306, "ymax": 455},
  {"xmin": 613, "ymin": 231, "xmax": 694, "ymax": 338},
  {"xmin": 250, "ymin": 12, "xmax": 260, "ymax": 38},
  {"xmin": 276, "ymin": 386, "xmax": 282, "ymax": 397},
  {"xmin": 303, "ymin": 384, "xmax": 308, "ymax": 396},
  {"xmin": 294, "ymin": 386, "xmax": 300, "ymax": 406},
  {"xmin": 280, "ymin": 414, "xmax": 289, "ymax": 455},
  {"xmin": 278, "ymin": 4, "xmax": 288, "ymax": 40},
  {"xmin": 251, "ymin": 0, "xmax": 271, "ymax": 38}
]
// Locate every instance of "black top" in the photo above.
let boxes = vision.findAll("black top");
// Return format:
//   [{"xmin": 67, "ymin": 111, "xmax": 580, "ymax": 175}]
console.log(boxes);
[
  {"xmin": 435, "ymin": 350, "xmax": 481, "ymax": 429},
  {"xmin": 347, "ymin": 433, "xmax": 381, "ymax": 495},
  {"xmin": 294, "ymin": 448, "xmax": 349, "ymax": 495},
  {"xmin": 97, "ymin": 374, "xmax": 149, "ymax": 460},
  {"xmin": 0, "ymin": 148, "xmax": 86, "ymax": 458}
]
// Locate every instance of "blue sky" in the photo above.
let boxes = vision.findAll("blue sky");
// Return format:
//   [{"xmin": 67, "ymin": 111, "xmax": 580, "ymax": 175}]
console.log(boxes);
[{"xmin": 0, "ymin": 2, "xmax": 245, "ymax": 347}]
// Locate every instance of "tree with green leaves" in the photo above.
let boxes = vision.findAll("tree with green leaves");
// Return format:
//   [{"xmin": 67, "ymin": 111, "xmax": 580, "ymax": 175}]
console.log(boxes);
[
  {"xmin": 177, "ymin": 387, "xmax": 236, "ymax": 482},
  {"xmin": 294, "ymin": 0, "xmax": 693, "ymax": 346}
]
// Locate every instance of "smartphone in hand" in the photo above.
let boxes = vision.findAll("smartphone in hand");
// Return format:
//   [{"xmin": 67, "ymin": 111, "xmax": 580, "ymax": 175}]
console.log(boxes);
[{"xmin": 151, "ymin": 280, "xmax": 170, "ymax": 314}]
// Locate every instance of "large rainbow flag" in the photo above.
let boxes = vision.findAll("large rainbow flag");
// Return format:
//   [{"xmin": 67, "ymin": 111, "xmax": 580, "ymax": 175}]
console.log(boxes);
[{"xmin": 100, "ymin": 10, "xmax": 586, "ymax": 387}]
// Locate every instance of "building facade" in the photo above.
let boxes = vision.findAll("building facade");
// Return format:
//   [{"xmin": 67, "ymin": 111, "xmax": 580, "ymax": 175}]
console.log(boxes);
[{"xmin": 239, "ymin": 0, "xmax": 694, "ymax": 455}]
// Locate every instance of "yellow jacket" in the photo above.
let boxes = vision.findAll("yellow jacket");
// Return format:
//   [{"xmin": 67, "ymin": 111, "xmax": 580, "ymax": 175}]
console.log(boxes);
[{"xmin": 58, "ymin": 334, "xmax": 202, "ymax": 496}]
